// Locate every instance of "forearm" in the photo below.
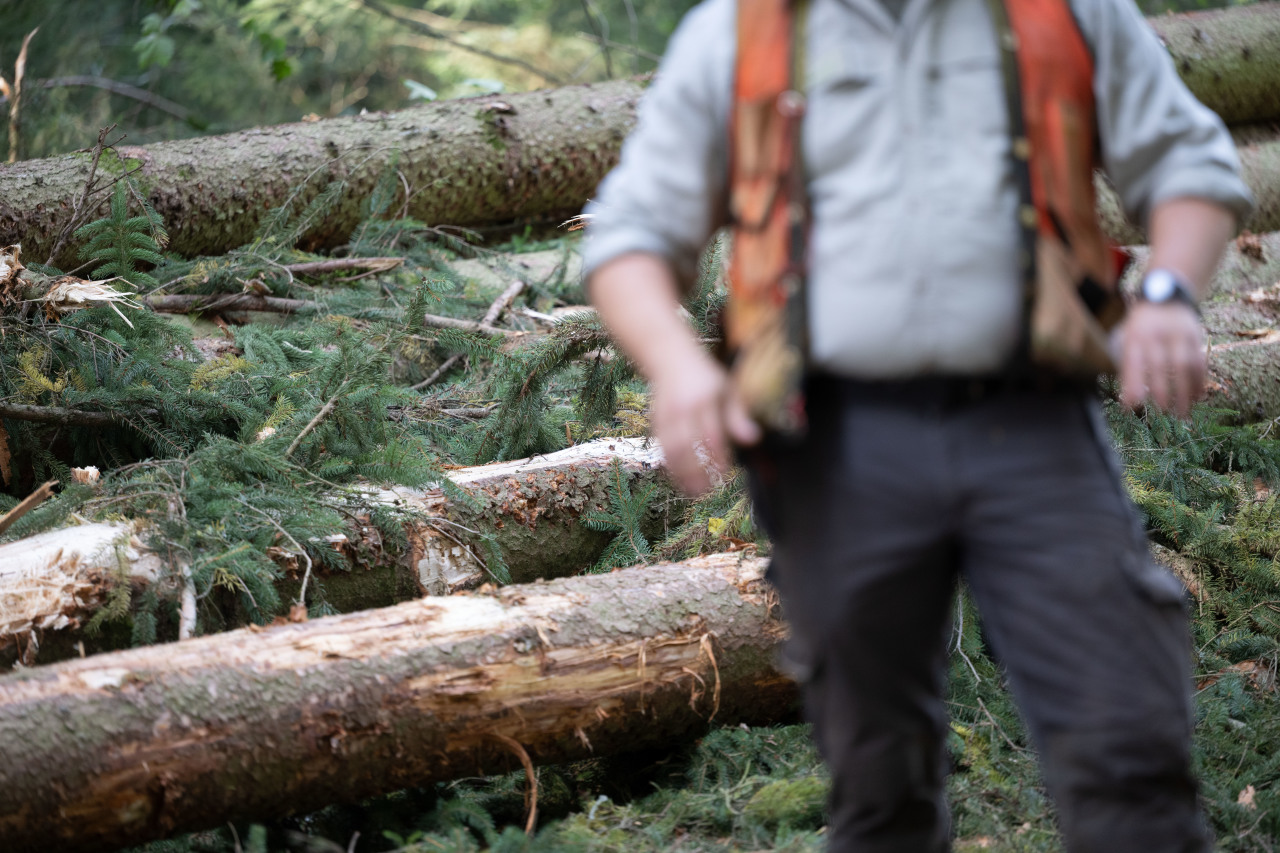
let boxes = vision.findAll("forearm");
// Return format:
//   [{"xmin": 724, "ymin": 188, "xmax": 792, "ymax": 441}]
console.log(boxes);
[
  {"xmin": 1145, "ymin": 197, "xmax": 1237, "ymax": 298},
  {"xmin": 588, "ymin": 251, "xmax": 713, "ymax": 379}
]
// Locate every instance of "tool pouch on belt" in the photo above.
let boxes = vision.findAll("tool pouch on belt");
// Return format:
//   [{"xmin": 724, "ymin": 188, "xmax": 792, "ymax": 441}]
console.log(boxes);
[
  {"xmin": 725, "ymin": 0, "xmax": 810, "ymax": 435},
  {"xmin": 989, "ymin": 0, "xmax": 1129, "ymax": 377}
]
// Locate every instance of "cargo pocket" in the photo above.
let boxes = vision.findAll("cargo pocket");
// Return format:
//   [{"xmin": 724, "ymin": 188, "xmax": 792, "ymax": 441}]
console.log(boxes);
[{"xmin": 1079, "ymin": 399, "xmax": 1191, "ymax": 611}]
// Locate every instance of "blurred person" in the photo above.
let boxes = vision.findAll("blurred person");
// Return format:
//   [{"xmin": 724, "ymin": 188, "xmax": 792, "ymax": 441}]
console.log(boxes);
[{"xmin": 584, "ymin": 0, "xmax": 1252, "ymax": 850}]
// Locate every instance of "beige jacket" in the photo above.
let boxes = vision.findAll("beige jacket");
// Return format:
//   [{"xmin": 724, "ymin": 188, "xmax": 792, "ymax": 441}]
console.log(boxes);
[{"xmin": 582, "ymin": 0, "xmax": 1254, "ymax": 378}]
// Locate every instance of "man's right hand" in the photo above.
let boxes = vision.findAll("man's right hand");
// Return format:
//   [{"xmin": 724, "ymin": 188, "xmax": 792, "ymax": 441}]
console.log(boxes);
[{"xmin": 649, "ymin": 351, "xmax": 762, "ymax": 495}]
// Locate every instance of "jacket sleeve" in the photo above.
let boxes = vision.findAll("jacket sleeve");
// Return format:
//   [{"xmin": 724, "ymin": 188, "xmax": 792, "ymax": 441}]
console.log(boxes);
[
  {"xmin": 580, "ymin": 0, "xmax": 735, "ymax": 292},
  {"xmin": 1078, "ymin": 0, "xmax": 1254, "ymax": 232}
]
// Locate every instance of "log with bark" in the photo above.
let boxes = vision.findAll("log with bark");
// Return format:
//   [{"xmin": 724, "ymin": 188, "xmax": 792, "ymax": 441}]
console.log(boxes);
[
  {"xmin": 0, "ymin": 438, "xmax": 676, "ymax": 666},
  {"xmin": 1146, "ymin": 3, "xmax": 1280, "ymax": 128},
  {"xmin": 0, "ymin": 78, "xmax": 644, "ymax": 268},
  {"xmin": 1098, "ymin": 133, "xmax": 1280, "ymax": 245},
  {"xmin": 1, "ymin": 3, "xmax": 1278, "ymax": 264},
  {"xmin": 0, "ymin": 552, "xmax": 797, "ymax": 853}
]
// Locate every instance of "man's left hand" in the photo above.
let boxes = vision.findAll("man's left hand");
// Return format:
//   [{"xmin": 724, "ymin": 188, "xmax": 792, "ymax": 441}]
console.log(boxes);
[{"xmin": 1116, "ymin": 300, "xmax": 1207, "ymax": 419}]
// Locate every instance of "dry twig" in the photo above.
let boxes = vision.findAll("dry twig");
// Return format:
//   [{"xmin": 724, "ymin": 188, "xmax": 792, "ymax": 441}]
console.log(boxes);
[
  {"xmin": 410, "ymin": 354, "xmax": 462, "ymax": 391},
  {"xmin": 44, "ymin": 125, "xmax": 124, "ymax": 266},
  {"xmin": 488, "ymin": 733, "xmax": 539, "ymax": 835},
  {"xmin": 283, "ymin": 257, "xmax": 404, "ymax": 276},
  {"xmin": 7, "ymin": 28, "xmax": 37, "ymax": 164},
  {"xmin": 480, "ymin": 279, "xmax": 526, "ymax": 326},
  {"xmin": 39, "ymin": 76, "xmax": 193, "ymax": 123},
  {"xmin": 144, "ymin": 293, "xmax": 317, "ymax": 315},
  {"xmin": 0, "ymin": 479, "xmax": 57, "ymax": 536},
  {"xmin": 422, "ymin": 312, "xmax": 509, "ymax": 337}
]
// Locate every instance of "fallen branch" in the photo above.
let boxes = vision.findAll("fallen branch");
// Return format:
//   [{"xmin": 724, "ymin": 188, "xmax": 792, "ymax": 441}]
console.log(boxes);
[
  {"xmin": 0, "ymin": 480, "xmax": 56, "ymax": 536},
  {"xmin": 282, "ymin": 257, "xmax": 404, "ymax": 276},
  {"xmin": 422, "ymin": 312, "xmax": 510, "ymax": 337},
  {"xmin": 143, "ymin": 293, "xmax": 317, "ymax": 314},
  {"xmin": 0, "ymin": 554, "xmax": 796, "ymax": 853},
  {"xmin": 0, "ymin": 401, "xmax": 158, "ymax": 427},
  {"xmin": 358, "ymin": 0, "xmax": 564, "ymax": 85},
  {"xmin": 6, "ymin": 28, "xmax": 37, "ymax": 164},
  {"xmin": 38, "ymin": 76, "xmax": 194, "ymax": 124},
  {"xmin": 481, "ymin": 279, "xmax": 527, "ymax": 326},
  {"xmin": 410, "ymin": 353, "xmax": 463, "ymax": 391},
  {"xmin": 439, "ymin": 406, "xmax": 494, "ymax": 419}
]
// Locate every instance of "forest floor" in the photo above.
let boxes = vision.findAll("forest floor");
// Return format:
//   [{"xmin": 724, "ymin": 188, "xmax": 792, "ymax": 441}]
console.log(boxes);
[{"xmin": 4, "ymin": 174, "xmax": 1280, "ymax": 851}]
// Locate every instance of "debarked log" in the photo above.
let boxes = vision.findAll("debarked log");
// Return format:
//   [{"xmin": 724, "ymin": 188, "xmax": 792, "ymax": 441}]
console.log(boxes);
[
  {"xmin": 0, "ymin": 553, "xmax": 797, "ymax": 853},
  {"xmin": 0, "ymin": 438, "xmax": 677, "ymax": 664}
]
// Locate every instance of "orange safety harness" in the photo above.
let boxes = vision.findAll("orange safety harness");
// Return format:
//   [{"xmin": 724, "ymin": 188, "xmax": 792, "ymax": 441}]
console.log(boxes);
[{"xmin": 726, "ymin": 0, "xmax": 1128, "ymax": 434}]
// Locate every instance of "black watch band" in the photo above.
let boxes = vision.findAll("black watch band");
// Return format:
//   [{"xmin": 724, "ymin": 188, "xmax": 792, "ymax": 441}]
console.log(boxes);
[{"xmin": 1139, "ymin": 269, "xmax": 1199, "ymax": 314}]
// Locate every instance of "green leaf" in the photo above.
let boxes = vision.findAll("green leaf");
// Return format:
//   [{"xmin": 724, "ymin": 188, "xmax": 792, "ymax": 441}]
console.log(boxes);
[{"xmin": 134, "ymin": 33, "xmax": 175, "ymax": 69}]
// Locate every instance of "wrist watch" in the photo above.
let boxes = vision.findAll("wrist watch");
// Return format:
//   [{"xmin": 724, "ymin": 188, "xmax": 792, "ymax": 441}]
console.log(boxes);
[{"xmin": 1139, "ymin": 268, "xmax": 1199, "ymax": 313}]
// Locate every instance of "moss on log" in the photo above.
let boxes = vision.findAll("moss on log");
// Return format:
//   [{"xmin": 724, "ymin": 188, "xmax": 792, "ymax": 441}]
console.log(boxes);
[{"xmin": 0, "ymin": 553, "xmax": 797, "ymax": 853}]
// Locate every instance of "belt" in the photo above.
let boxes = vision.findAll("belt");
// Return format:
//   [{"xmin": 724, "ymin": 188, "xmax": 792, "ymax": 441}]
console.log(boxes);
[{"xmin": 806, "ymin": 371, "xmax": 1095, "ymax": 411}]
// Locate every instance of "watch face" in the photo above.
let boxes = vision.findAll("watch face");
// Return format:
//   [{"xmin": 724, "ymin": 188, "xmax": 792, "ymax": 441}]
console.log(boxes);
[{"xmin": 1144, "ymin": 270, "xmax": 1176, "ymax": 302}]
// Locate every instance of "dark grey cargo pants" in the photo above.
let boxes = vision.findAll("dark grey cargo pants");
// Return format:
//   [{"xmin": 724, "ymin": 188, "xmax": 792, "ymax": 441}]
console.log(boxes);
[{"xmin": 742, "ymin": 375, "xmax": 1210, "ymax": 853}]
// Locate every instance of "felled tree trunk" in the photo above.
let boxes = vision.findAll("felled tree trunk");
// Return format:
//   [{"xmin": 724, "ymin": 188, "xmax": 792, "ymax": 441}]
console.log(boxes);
[
  {"xmin": 0, "ymin": 553, "xmax": 797, "ymax": 853},
  {"xmin": 1147, "ymin": 3, "xmax": 1280, "ymax": 127},
  {"xmin": 0, "ymin": 78, "xmax": 644, "ymax": 268},
  {"xmin": 1097, "ymin": 135, "xmax": 1280, "ymax": 245},
  {"xmin": 1, "ymin": 3, "xmax": 1278, "ymax": 265},
  {"xmin": 0, "ymin": 438, "xmax": 675, "ymax": 665}
]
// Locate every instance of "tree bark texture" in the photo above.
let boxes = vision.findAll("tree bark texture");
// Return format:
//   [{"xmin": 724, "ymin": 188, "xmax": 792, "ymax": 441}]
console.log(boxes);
[
  {"xmin": 1146, "ymin": 3, "xmax": 1280, "ymax": 127},
  {"xmin": 1097, "ymin": 135, "xmax": 1280, "ymax": 245},
  {"xmin": 0, "ymin": 553, "xmax": 796, "ymax": 853},
  {"xmin": 1122, "ymin": 229, "xmax": 1280, "ymax": 420},
  {"xmin": 0, "ymin": 438, "xmax": 676, "ymax": 665},
  {"xmin": 0, "ymin": 79, "xmax": 644, "ymax": 268},
  {"xmin": 0, "ymin": 4, "xmax": 1278, "ymax": 265}
]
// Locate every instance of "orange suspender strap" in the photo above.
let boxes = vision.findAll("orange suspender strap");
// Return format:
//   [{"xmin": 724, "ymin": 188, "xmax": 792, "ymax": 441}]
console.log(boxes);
[
  {"xmin": 988, "ymin": 0, "xmax": 1128, "ymax": 334},
  {"xmin": 727, "ymin": 0, "xmax": 810, "ymax": 434}
]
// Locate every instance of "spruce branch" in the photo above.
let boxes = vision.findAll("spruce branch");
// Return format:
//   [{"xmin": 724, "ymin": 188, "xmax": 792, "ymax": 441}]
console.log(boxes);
[
  {"xmin": 44, "ymin": 124, "xmax": 125, "ymax": 266},
  {"xmin": 286, "ymin": 380, "xmax": 351, "ymax": 459}
]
